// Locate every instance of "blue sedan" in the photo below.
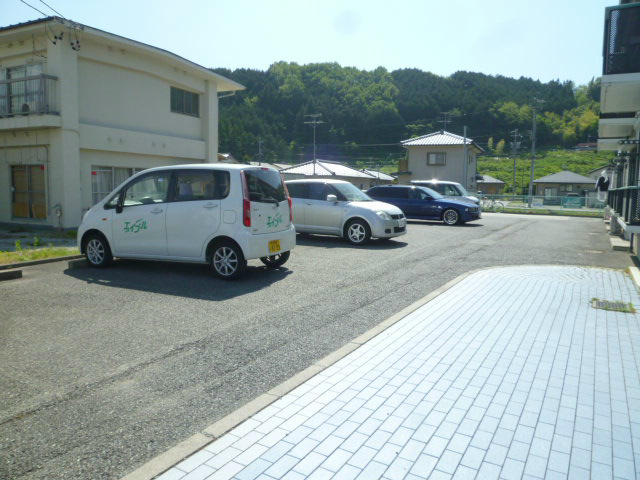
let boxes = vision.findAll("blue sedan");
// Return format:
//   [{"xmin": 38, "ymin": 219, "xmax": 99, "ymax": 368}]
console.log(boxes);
[{"xmin": 366, "ymin": 185, "xmax": 481, "ymax": 225}]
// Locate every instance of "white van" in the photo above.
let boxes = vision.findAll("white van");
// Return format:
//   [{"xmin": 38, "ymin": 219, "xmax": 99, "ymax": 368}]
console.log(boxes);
[{"xmin": 77, "ymin": 164, "xmax": 295, "ymax": 279}]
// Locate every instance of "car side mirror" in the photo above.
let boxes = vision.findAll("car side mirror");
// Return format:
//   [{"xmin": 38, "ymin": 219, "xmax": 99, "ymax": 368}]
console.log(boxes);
[
  {"xmin": 326, "ymin": 194, "xmax": 338, "ymax": 203},
  {"xmin": 115, "ymin": 204, "xmax": 123, "ymax": 214}
]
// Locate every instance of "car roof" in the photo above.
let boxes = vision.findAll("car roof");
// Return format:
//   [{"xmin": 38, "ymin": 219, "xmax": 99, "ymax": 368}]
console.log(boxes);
[
  {"xmin": 411, "ymin": 180, "xmax": 460, "ymax": 185},
  {"xmin": 285, "ymin": 179, "xmax": 349, "ymax": 184},
  {"xmin": 136, "ymin": 163, "xmax": 276, "ymax": 173}
]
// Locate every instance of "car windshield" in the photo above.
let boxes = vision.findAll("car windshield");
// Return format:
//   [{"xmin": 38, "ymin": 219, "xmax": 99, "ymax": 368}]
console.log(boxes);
[
  {"xmin": 332, "ymin": 182, "xmax": 373, "ymax": 202},
  {"xmin": 418, "ymin": 186, "xmax": 444, "ymax": 199}
]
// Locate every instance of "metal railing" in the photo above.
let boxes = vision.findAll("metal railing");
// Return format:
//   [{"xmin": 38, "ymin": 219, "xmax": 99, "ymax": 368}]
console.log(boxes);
[
  {"xmin": 0, "ymin": 74, "xmax": 58, "ymax": 117},
  {"xmin": 608, "ymin": 186, "xmax": 640, "ymax": 225}
]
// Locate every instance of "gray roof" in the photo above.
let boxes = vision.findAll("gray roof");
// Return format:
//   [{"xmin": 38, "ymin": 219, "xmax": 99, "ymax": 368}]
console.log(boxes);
[
  {"xmin": 533, "ymin": 170, "xmax": 595, "ymax": 184},
  {"xmin": 361, "ymin": 169, "xmax": 395, "ymax": 181},
  {"xmin": 401, "ymin": 130, "xmax": 483, "ymax": 152},
  {"xmin": 477, "ymin": 174, "xmax": 504, "ymax": 184},
  {"xmin": 280, "ymin": 160, "xmax": 376, "ymax": 179}
]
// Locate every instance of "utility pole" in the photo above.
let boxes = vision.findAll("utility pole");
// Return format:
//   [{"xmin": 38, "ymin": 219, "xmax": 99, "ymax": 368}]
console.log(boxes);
[
  {"xmin": 462, "ymin": 126, "xmax": 468, "ymax": 189},
  {"xmin": 304, "ymin": 113, "xmax": 324, "ymax": 175},
  {"xmin": 257, "ymin": 137, "xmax": 263, "ymax": 165},
  {"xmin": 528, "ymin": 98, "xmax": 544, "ymax": 207},
  {"xmin": 438, "ymin": 112, "xmax": 452, "ymax": 131},
  {"xmin": 510, "ymin": 129, "xmax": 522, "ymax": 194}
]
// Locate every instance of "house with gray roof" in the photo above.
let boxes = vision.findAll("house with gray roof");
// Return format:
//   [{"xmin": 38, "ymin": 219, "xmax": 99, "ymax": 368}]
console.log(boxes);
[
  {"xmin": 533, "ymin": 171, "xmax": 594, "ymax": 197},
  {"xmin": 398, "ymin": 130, "xmax": 483, "ymax": 191},
  {"xmin": 280, "ymin": 160, "xmax": 378, "ymax": 190},
  {"xmin": 477, "ymin": 174, "xmax": 505, "ymax": 195}
]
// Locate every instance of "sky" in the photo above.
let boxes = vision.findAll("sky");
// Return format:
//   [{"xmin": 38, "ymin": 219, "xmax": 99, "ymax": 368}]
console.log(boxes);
[{"xmin": 4, "ymin": 0, "xmax": 613, "ymax": 86}]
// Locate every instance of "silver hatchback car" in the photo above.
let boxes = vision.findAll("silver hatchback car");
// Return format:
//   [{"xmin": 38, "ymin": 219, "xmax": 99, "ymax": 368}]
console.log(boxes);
[{"xmin": 285, "ymin": 179, "xmax": 406, "ymax": 245}]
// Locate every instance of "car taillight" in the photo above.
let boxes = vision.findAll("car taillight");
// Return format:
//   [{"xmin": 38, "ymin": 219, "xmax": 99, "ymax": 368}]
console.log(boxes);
[
  {"xmin": 241, "ymin": 170, "xmax": 251, "ymax": 227},
  {"xmin": 243, "ymin": 199, "xmax": 251, "ymax": 227}
]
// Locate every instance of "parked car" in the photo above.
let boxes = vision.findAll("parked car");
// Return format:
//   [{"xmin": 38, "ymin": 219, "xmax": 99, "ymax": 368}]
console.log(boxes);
[
  {"xmin": 77, "ymin": 164, "xmax": 295, "ymax": 279},
  {"xmin": 410, "ymin": 179, "xmax": 480, "ymax": 205},
  {"xmin": 367, "ymin": 185, "xmax": 481, "ymax": 225},
  {"xmin": 285, "ymin": 179, "xmax": 406, "ymax": 244}
]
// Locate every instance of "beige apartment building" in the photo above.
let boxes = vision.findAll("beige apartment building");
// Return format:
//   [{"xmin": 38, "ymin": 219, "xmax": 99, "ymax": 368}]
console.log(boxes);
[{"xmin": 0, "ymin": 17, "xmax": 243, "ymax": 228}]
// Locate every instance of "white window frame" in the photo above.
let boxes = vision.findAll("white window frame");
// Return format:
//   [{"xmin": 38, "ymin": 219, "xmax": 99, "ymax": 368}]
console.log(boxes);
[
  {"xmin": 427, "ymin": 152, "xmax": 446, "ymax": 166},
  {"xmin": 91, "ymin": 166, "xmax": 144, "ymax": 205}
]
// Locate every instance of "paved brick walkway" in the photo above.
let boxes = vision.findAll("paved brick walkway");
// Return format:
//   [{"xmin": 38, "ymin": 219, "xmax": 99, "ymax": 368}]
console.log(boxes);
[{"xmin": 155, "ymin": 266, "xmax": 640, "ymax": 480}]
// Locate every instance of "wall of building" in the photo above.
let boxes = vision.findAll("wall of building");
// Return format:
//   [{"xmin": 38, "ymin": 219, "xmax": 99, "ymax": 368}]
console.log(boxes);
[
  {"xmin": 534, "ymin": 183, "xmax": 593, "ymax": 195},
  {"xmin": 401, "ymin": 146, "xmax": 477, "ymax": 191},
  {"xmin": 0, "ymin": 23, "xmax": 224, "ymax": 228}
]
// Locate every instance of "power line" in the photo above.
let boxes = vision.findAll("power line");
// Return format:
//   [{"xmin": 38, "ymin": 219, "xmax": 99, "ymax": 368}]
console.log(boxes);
[
  {"xmin": 19, "ymin": 0, "xmax": 48, "ymax": 17},
  {"xmin": 39, "ymin": 0, "xmax": 63, "ymax": 16}
]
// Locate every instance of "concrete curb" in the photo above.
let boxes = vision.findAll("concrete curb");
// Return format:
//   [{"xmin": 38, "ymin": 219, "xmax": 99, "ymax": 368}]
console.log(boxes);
[
  {"xmin": 119, "ymin": 269, "xmax": 477, "ymax": 480},
  {"xmin": 627, "ymin": 266, "xmax": 640, "ymax": 293},
  {"xmin": 0, "ymin": 254, "xmax": 83, "ymax": 271},
  {"xmin": 0, "ymin": 268, "xmax": 22, "ymax": 281}
]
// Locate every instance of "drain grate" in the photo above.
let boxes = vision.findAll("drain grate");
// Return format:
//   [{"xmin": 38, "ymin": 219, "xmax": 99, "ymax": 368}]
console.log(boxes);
[{"xmin": 591, "ymin": 298, "xmax": 636, "ymax": 313}]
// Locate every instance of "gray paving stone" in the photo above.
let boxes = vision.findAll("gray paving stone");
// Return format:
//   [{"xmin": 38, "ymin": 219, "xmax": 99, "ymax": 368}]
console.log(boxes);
[{"xmin": 148, "ymin": 267, "xmax": 640, "ymax": 480}]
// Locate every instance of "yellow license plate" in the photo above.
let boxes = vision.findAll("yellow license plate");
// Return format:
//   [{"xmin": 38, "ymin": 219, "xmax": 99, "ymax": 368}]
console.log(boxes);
[{"xmin": 268, "ymin": 240, "xmax": 281, "ymax": 254}]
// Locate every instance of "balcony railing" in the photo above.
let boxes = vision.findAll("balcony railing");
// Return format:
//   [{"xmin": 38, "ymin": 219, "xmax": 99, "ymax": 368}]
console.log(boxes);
[
  {"xmin": 608, "ymin": 186, "xmax": 640, "ymax": 225},
  {"xmin": 604, "ymin": 4, "xmax": 640, "ymax": 75},
  {"xmin": 0, "ymin": 74, "xmax": 58, "ymax": 117}
]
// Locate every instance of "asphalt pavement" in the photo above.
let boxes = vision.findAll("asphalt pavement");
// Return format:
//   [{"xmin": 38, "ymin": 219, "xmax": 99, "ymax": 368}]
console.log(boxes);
[{"xmin": 0, "ymin": 213, "xmax": 633, "ymax": 479}]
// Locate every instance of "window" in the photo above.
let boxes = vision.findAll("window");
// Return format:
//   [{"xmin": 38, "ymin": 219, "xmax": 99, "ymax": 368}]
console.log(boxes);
[
  {"xmin": 91, "ymin": 166, "xmax": 144, "ymax": 205},
  {"xmin": 245, "ymin": 169, "xmax": 286, "ymax": 203},
  {"xmin": 387, "ymin": 188, "xmax": 409, "ymax": 199},
  {"xmin": 427, "ymin": 152, "xmax": 446, "ymax": 165},
  {"xmin": 309, "ymin": 183, "xmax": 331, "ymax": 201},
  {"xmin": 170, "ymin": 86, "xmax": 199, "ymax": 117},
  {"xmin": 286, "ymin": 182, "xmax": 309, "ymax": 199},
  {"xmin": 11, "ymin": 165, "xmax": 46, "ymax": 219},
  {"xmin": 123, "ymin": 172, "xmax": 171, "ymax": 206},
  {"xmin": 173, "ymin": 170, "xmax": 230, "ymax": 201},
  {"xmin": 0, "ymin": 64, "xmax": 43, "ymax": 116}
]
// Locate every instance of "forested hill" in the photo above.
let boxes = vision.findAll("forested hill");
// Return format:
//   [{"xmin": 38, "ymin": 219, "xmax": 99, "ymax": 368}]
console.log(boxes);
[{"xmin": 212, "ymin": 62, "xmax": 600, "ymax": 167}]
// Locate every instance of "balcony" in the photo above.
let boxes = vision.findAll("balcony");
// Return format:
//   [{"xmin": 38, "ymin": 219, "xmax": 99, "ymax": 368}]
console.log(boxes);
[
  {"xmin": 0, "ymin": 74, "xmax": 60, "ymax": 130},
  {"xmin": 604, "ymin": 4, "xmax": 640, "ymax": 76},
  {"xmin": 601, "ymin": 4, "xmax": 640, "ymax": 117},
  {"xmin": 609, "ymin": 186, "xmax": 640, "ymax": 227}
]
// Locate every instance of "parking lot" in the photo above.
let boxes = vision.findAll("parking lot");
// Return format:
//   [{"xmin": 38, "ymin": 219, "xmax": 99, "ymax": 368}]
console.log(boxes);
[{"xmin": 0, "ymin": 213, "xmax": 633, "ymax": 480}]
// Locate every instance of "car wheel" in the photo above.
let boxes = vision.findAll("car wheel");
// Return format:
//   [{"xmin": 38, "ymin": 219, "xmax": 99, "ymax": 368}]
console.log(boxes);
[
  {"xmin": 211, "ymin": 242, "xmax": 246, "ymax": 280},
  {"xmin": 260, "ymin": 251, "xmax": 290, "ymax": 268},
  {"xmin": 345, "ymin": 219, "xmax": 371, "ymax": 245},
  {"xmin": 442, "ymin": 208, "xmax": 460, "ymax": 225},
  {"xmin": 85, "ymin": 233, "xmax": 113, "ymax": 268}
]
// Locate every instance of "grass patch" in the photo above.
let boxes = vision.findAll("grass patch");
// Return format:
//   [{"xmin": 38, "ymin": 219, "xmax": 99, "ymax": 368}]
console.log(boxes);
[
  {"xmin": 500, "ymin": 207, "xmax": 603, "ymax": 218},
  {"xmin": 0, "ymin": 241, "xmax": 79, "ymax": 265}
]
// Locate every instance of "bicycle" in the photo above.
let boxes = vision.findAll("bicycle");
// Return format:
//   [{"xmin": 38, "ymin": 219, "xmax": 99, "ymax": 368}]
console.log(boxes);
[{"xmin": 480, "ymin": 196, "xmax": 505, "ymax": 213}]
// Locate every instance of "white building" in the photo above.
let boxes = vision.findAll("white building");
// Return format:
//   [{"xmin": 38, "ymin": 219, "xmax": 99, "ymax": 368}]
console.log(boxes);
[
  {"xmin": 0, "ymin": 17, "xmax": 243, "ymax": 228},
  {"xmin": 597, "ymin": 1, "xmax": 640, "ymax": 253},
  {"xmin": 397, "ymin": 130, "xmax": 483, "ymax": 191}
]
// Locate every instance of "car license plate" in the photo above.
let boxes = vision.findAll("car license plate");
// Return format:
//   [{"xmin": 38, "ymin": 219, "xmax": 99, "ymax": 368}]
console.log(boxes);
[
  {"xmin": 268, "ymin": 240, "xmax": 281, "ymax": 254},
  {"xmin": 398, "ymin": 219, "xmax": 406, "ymax": 228}
]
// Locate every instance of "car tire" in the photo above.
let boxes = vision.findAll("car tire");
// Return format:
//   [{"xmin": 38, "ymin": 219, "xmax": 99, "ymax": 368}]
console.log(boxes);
[
  {"xmin": 211, "ymin": 241, "xmax": 246, "ymax": 280},
  {"xmin": 345, "ymin": 219, "xmax": 371, "ymax": 245},
  {"xmin": 442, "ymin": 208, "xmax": 460, "ymax": 225},
  {"xmin": 85, "ymin": 233, "xmax": 113, "ymax": 268},
  {"xmin": 260, "ymin": 251, "xmax": 290, "ymax": 268}
]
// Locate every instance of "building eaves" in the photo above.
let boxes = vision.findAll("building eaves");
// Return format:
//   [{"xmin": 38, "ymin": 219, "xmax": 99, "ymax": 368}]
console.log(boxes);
[{"xmin": 0, "ymin": 17, "xmax": 244, "ymax": 92}]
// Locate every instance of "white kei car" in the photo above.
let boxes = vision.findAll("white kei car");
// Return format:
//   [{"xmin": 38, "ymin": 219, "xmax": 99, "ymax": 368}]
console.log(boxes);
[
  {"xmin": 77, "ymin": 164, "xmax": 296, "ymax": 279},
  {"xmin": 285, "ymin": 179, "xmax": 406, "ymax": 244}
]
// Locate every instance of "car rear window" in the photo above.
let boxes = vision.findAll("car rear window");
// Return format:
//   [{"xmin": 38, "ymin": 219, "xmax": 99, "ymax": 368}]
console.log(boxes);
[{"xmin": 245, "ymin": 169, "xmax": 287, "ymax": 203}]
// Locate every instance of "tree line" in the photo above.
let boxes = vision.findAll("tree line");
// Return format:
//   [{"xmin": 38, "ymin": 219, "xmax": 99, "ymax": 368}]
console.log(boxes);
[{"xmin": 212, "ymin": 63, "xmax": 600, "ymax": 167}]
